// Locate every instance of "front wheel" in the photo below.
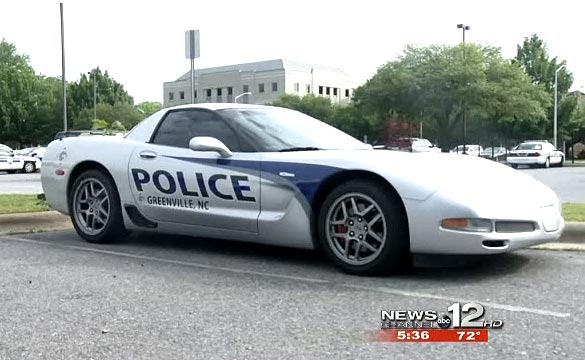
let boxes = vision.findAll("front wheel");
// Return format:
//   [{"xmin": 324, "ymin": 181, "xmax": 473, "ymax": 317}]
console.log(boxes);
[
  {"xmin": 318, "ymin": 180, "xmax": 410, "ymax": 275},
  {"xmin": 69, "ymin": 169, "xmax": 125, "ymax": 243}
]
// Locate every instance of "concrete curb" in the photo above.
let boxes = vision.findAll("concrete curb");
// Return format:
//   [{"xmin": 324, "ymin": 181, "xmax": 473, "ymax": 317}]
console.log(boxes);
[
  {"xmin": 0, "ymin": 211, "xmax": 584, "ymax": 246},
  {"xmin": 0, "ymin": 211, "xmax": 72, "ymax": 235}
]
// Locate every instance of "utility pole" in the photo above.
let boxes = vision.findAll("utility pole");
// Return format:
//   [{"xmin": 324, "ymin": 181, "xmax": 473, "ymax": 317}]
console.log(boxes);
[
  {"xmin": 60, "ymin": 3, "xmax": 67, "ymax": 131},
  {"xmin": 457, "ymin": 23, "xmax": 470, "ymax": 154}
]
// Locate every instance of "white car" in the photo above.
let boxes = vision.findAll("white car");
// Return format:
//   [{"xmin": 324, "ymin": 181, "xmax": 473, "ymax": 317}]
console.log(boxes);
[
  {"xmin": 507, "ymin": 141, "xmax": 564, "ymax": 169},
  {"xmin": 382, "ymin": 137, "xmax": 442, "ymax": 153},
  {"xmin": 41, "ymin": 104, "xmax": 564, "ymax": 275},
  {"xmin": 0, "ymin": 145, "xmax": 42, "ymax": 174},
  {"xmin": 450, "ymin": 145, "xmax": 483, "ymax": 156}
]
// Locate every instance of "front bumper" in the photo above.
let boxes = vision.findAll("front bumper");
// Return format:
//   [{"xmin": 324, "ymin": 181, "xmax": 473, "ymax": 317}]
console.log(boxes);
[{"xmin": 405, "ymin": 193, "xmax": 565, "ymax": 255}]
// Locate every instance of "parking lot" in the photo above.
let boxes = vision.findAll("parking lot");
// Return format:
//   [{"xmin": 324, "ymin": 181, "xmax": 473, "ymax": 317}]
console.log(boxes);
[
  {"xmin": 0, "ymin": 173, "xmax": 42, "ymax": 194},
  {"xmin": 0, "ymin": 230, "xmax": 583, "ymax": 358}
]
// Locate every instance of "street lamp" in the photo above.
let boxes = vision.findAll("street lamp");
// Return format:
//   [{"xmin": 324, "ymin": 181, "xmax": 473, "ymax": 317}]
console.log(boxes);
[
  {"xmin": 457, "ymin": 23, "xmax": 470, "ymax": 154},
  {"xmin": 554, "ymin": 64, "xmax": 566, "ymax": 150},
  {"xmin": 234, "ymin": 92, "xmax": 251, "ymax": 103}
]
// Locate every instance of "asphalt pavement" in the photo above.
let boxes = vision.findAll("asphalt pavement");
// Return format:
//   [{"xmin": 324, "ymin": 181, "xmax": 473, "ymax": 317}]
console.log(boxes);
[
  {"xmin": 0, "ymin": 173, "xmax": 42, "ymax": 194},
  {"xmin": 0, "ymin": 230, "xmax": 584, "ymax": 359},
  {"xmin": 519, "ymin": 166, "xmax": 585, "ymax": 203}
]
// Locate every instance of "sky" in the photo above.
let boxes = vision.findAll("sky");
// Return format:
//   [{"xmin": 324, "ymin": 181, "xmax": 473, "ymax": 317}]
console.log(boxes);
[{"xmin": 1, "ymin": 0, "xmax": 584, "ymax": 103}]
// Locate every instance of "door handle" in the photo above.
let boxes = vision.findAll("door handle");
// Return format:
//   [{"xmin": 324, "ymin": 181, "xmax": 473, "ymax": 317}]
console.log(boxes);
[{"xmin": 139, "ymin": 151, "xmax": 157, "ymax": 159}]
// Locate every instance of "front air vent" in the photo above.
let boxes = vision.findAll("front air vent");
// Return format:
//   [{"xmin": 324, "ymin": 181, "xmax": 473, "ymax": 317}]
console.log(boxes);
[
  {"xmin": 495, "ymin": 221, "xmax": 536, "ymax": 233},
  {"xmin": 482, "ymin": 240, "xmax": 509, "ymax": 248}
]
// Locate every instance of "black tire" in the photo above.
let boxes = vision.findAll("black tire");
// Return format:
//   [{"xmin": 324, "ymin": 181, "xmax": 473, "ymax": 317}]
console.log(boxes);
[
  {"xmin": 68, "ymin": 169, "xmax": 125, "ymax": 243},
  {"xmin": 511, "ymin": 164, "xmax": 518, "ymax": 169},
  {"xmin": 558, "ymin": 157, "xmax": 564, "ymax": 167},
  {"xmin": 317, "ymin": 179, "xmax": 410, "ymax": 276},
  {"xmin": 23, "ymin": 161, "xmax": 36, "ymax": 173}
]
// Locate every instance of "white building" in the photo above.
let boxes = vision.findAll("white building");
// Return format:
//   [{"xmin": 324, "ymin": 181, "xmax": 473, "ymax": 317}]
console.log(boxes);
[{"xmin": 163, "ymin": 59, "xmax": 358, "ymax": 107}]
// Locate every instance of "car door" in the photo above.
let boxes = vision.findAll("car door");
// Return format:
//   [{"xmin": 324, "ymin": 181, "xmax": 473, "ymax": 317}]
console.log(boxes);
[
  {"xmin": 128, "ymin": 108, "xmax": 261, "ymax": 233},
  {"xmin": 0, "ymin": 148, "xmax": 17, "ymax": 171}
]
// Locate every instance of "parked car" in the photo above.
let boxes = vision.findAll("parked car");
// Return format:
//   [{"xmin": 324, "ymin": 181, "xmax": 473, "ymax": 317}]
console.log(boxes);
[
  {"xmin": 507, "ymin": 140, "xmax": 564, "ymax": 169},
  {"xmin": 450, "ymin": 145, "xmax": 483, "ymax": 156},
  {"xmin": 480, "ymin": 147, "xmax": 508, "ymax": 162},
  {"xmin": 41, "ymin": 103, "xmax": 564, "ymax": 275},
  {"xmin": 15, "ymin": 146, "xmax": 46, "ymax": 161},
  {"xmin": 0, "ymin": 144, "xmax": 42, "ymax": 173},
  {"xmin": 377, "ymin": 137, "xmax": 441, "ymax": 153}
]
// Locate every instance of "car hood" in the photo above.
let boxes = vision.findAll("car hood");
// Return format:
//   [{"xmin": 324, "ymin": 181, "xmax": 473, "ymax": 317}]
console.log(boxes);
[{"xmin": 277, "ymin": 149, "xmax": 558, "ymax": 207}]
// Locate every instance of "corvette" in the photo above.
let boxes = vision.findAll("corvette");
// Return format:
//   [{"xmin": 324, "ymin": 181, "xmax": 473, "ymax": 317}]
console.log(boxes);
[{"xmin": 41, "ymin": 104, "xmax": 565, "ymax": 275}]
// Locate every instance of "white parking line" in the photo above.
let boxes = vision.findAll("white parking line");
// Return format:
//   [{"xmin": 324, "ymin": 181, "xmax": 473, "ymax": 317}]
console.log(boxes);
[
  {"xmin": 0, "ymin": 235, "xmax": 571, "ymax": 319},
  {"xmin": 343, "ymin": 284, "xmax": 570, "ymax": 318}
]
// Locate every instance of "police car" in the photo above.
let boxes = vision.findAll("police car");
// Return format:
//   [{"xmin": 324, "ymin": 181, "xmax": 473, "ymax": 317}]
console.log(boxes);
[
  {"xmin": 0, "ymin": 144, "xmax": 42, "ymax": 174},
  {"xmin": 41, "ymin": 104, "xmax": 565, "ymax": 275}
]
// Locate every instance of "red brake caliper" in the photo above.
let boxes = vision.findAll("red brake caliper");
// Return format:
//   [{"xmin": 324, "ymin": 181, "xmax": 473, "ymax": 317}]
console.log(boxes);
[{"xmin": 337, "ymin": 224, "xmax": 348, "ymax": 233}]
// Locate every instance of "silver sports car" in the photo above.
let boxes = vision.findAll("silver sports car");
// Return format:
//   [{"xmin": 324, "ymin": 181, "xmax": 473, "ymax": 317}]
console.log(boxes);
[{"xmin": 41, "ymin": 104, "xmax": 565, "ymax": 275}]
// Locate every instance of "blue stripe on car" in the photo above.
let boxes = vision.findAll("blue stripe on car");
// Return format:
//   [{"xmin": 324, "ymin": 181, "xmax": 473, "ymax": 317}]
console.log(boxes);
[{"xmin": 163, "ymin": 156, "xmax": 341, "ymax": 206}]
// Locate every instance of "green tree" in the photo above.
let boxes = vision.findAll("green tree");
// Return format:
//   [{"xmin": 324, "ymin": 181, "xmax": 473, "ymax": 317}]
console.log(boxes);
[
  {"xmin": 74, "ymin": 102, "xmax": 142, "ymax": 130},
  {"xmin": 353, "ymin": 44, "xmax": 550, "ymax": 150},
  {"xmin": 67, "ymin": 67, "xmax": 133, "ymax": 124},
  {"xmin": 91, "ymin": 119, "xmax": 126, "ymax": 134},
  {"xmin": 270, "ymin": 94, "xmax": 335, "ymax": 122},
  {"xmin": 514, "ymin": 34, "xmax": 581, "ymax": 145},
  {"xmin": 0, "ymin": 39, "xmax": 38, "ymax": 144},
  {"xmin": 136, "ymin": 101, "xmax": 163, "ymax": 117}
]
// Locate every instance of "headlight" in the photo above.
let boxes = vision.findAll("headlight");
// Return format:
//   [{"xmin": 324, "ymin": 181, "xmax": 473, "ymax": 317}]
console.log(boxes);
[{"xmin": 441, "ymin": 218, "xmax": 493, "ymax": 233}]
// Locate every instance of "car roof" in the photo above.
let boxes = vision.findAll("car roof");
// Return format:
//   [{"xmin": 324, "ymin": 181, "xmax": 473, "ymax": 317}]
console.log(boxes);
[{"xmin": 166, "ymin": 103, "xmax": 281, "ymax": 111}]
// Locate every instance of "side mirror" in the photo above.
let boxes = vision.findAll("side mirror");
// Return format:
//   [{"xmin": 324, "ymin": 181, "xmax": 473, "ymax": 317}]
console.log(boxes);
[{"xmin": 189, "ymin": 136, "xmax": 233, "ymax": 158}]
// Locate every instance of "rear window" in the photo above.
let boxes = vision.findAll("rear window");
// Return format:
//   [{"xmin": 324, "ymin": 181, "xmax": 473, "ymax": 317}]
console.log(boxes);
[{"xmin": 517, "ymin": 143, "xmax": 542, "ymax": 150}]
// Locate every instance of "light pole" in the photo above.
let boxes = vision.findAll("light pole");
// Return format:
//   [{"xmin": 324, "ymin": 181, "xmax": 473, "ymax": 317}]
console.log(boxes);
[
  {"xmin": 457, "ymin": 23, "xmax": 470, "ymax": 154},
  {"xmin": 554, "ymin": 64, "xmax": 566, "ymax": 149},
  {"xmin": 234, "ymin": 92, "xmax": 251, "ymax": 103}
]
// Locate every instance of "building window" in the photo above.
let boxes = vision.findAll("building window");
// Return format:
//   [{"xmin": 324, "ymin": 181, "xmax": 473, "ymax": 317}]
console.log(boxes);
[
  {"xmin": 259, "ymin": 83, "xmax": 265, "ymax": 93},
  {"xmin": 169, "ymin": 92, "xmax": 174, "ymax": 101},
  {"xmin": 194, "ymin": 90, "xmax": 197, "ymax": 99},
  {"xmin": 228, "ymin": 87, "xmax": 233, "ymax": 95},
  {"xmin": 326, "ymin": 87, "xmax": 330, "ymax": 95},
  {"xmin": 179, "ymin": 91, "xmax": 185, "ymax": 100},
  {"xmin": 217, "ymin": 88, "xmax": 222, "ymax": 96},
  {"xmin": 318, "ymin": 86, "xmax": 323, "ymax": 95},
  {"xmin": 294, "ymin": 83, "xmax": 300, "ymax": 92},
  {"xmin": 345, "ymin": 89, "xmax": 350, "ymax": 97},
  {"xmin": 206, "ymin": 89, "xmax": 212, "ymax": 97},
  {"xmin": 306, "ymin": 84, "xmax": 311, "ymax": 93},
  {"xmin": 243, "ymin": 84, "xmax": 249, "ymax": 93},
  {"xmin": 272, "ymin": 82, "xmax": 278, "ymax": 92},
  {"xmin": 333, "ymin": 88, "xmax": 338, "ymax": 96}
]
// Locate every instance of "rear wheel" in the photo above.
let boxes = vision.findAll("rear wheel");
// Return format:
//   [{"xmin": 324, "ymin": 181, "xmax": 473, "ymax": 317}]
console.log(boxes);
[
  {"xmin": 69, "ymin": 169, "xmax": 125, "ymax": 243},
  {"xmin": 23, "ymin": 161, "xmax": 36, "ymax": 173},
  {"xmin": 318, "ymin": 180, "xmax": 410, "ymax": 275},
  {"xmin": 543, "ymin": 157, "xmax": 550, "ymax": 169}
]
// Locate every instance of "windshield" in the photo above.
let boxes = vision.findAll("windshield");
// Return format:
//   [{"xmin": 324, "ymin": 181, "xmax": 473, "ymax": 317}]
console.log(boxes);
[{"xmin": 218, "ymin": 108, "xmax": 370, "ymax": 152}]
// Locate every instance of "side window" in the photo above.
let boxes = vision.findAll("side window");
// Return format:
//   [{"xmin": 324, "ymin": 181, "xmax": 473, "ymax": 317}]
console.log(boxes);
[{"xmin": 151, "ymin": 110, "xmax": 241, "ymax": 151}]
